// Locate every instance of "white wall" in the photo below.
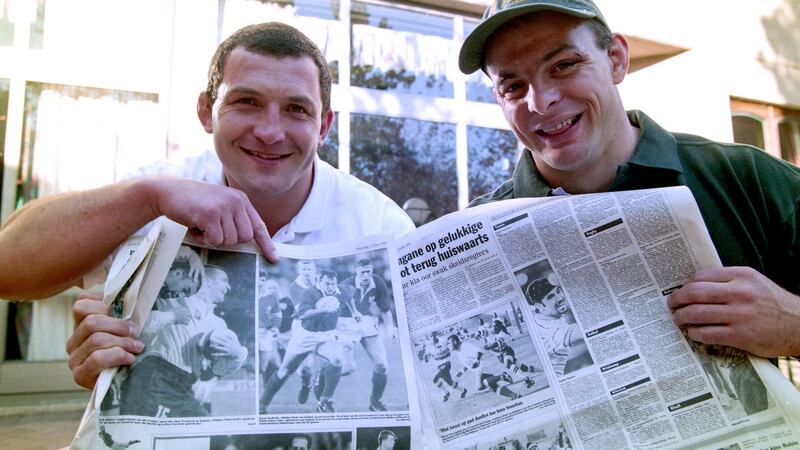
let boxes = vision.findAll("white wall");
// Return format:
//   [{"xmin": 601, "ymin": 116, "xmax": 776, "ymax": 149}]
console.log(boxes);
[{"xmin": 597, "ymin": 0, "xmax": 800, "ymax": 141}]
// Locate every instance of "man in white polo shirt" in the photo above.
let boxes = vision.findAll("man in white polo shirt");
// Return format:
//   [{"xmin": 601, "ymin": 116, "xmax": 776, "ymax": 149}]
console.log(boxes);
[{"xmin": 0, "ymin": 22, "xmax": 414, "ymax": 389}]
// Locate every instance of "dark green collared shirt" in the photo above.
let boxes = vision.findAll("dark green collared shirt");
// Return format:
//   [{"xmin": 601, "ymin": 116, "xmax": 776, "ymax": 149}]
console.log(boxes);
[{"xmin": 473, "ymin": 110, "xmax": 800, "ymax": 295}]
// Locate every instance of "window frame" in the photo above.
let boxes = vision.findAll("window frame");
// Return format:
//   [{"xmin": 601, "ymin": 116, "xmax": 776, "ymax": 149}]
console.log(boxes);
[
  {"xmin": 730, "ymin": 97, "xmax": 800, "ymax": 164},
  {"xmin": 0, "ymin": 0, "xmax": 170, "ymax": 395}
]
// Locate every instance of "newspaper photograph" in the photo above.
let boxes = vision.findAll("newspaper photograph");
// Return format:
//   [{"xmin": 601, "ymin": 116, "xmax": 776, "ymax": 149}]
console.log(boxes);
[
  {"xmin": 70, "ymin": 231, "xmax": 418, "ymax": 449},
  {"xmin": 393, "ymin": 186, "xmax": 800, "ymax": 450}
]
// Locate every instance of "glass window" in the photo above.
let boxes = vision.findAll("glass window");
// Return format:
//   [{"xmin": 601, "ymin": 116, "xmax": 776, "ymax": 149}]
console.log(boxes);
[
  {"xmin": 28, "ymin": 0, "xmax": 46, "ymax": 49},
  {"xmin": 0, "ymin": 0, "xmax": 13, "ymax": 46},
  {"xmin": 350, "ymin": 113, "xmax": 456, "ymax": 222},
  {"xmin": 468, "ymin": 125, "xmax": 518, "ymax": 201},
  {"xmin": 732, "ymin": 115, "xmax": 765, "ymax": 150},
  {"xmin": 16, "ymin": 82, "xmax": 161, "ymax": 207},
  {"xmin": 350, "ymin": 1, "xmax": 455, "ymax": 97},
  {"xmin": 319, "ymin": 111, "xmax": 339, "ymax": 168},
  {"xmin": 267, "ymin": 0, "xmax": 340, "ymax": 20},
  {"xmin": 779, "ymin": 120, "xmax": 799, "ymax": 165},
  {"xmin": 222, "ymin": 0, "xmax": 344, "ymax": 83},
  {"xmin": 464, "ymin": 19, "xmax": 495, "ymax": 103},
  {"xmin": 4, "ymin": 82, "xmax": 162, "ymax": 362}
]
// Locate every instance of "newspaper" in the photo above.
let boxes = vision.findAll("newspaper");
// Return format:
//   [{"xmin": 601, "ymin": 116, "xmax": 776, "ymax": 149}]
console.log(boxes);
[
  {"xmin": 398, "ymin": 186, "xmax": 800, "ymax": 450},
  {"xmin": 70, "ymin": 186, "xmax": 800, "ymax": 450}
]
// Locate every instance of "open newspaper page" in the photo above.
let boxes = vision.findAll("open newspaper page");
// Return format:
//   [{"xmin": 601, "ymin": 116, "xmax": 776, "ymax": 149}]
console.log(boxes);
[
  {"xmin": 393, "ymin": 186, "xmax": 800, "ymax": 450},
  {"xmin": 71, "ymin": 230, "xmax": 420, "ymax": 450}
]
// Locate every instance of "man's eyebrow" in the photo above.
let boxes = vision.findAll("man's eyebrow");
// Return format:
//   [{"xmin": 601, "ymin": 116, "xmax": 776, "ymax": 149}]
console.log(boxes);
[
  {"xmin": 493, "ymin": 43, "xmax": 577, "ymax": 81},
  {"xmin": 286, "ymin": 95, "xmax": 315, "ymax": 106},
  {"xmin": 225, "ymin": 86, "xmax": 261, "ymax": 97},
  {"xmin": 542, "ymin": 43, "xmax": 576, "ymax": 63},
  {"xmin": 225, "ymin": 88, "xmax": 316, "ymax": 108}
]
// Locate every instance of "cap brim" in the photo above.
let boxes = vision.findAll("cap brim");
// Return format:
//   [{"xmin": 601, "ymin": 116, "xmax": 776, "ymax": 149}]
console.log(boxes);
[{"xmin": 458, "ymin": 2, "xmax": 598, "ymax": 74}]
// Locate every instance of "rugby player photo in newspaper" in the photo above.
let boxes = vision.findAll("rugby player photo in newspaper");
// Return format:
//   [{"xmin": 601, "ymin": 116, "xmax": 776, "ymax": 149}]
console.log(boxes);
[
  {"xmin": 412, "ymin": 303, "xmax": 548, "ymax": 427},
  {"xmin": 516, "ymin": 260, "xmax": 593, "ymax": 378},
  {"xmin": 457, "ymin": 420, "xmax": 574, "ymax": 450},
  {"xmin": 100, "ymin": 245, "xmax": 255, "ymax": 418},
  {"xmin": 355, "ymin": 426, "xmax": 411, "ymax": 450},
  {"xmin": 258, "ymin": 249, "xmax": 408, "ymax": 414},
  {"xmin": 687, "ymin": 340, "xmax": 772, "ymax": 421}
]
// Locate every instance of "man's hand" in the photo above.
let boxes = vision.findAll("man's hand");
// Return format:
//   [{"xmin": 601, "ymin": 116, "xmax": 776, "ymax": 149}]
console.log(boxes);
[
  {"xmin": 206, "ymin": 328, "xmax": 245, "ymax": 358},
  {"xmin": 175, "ymin": 245, "xmax": 204, "ymax": 281},
  {"xmin": 66, "ymin": 291, "xmax": 144, "ymax": 389},
  {"xmin": 143, "ymin": 177, "xmax": 278, "ymax": 263},
  {"xmin": 171, "ymin": 306, "xmax": 191, "ymax": 325},
  {"xmin": 668, "ymin": 266, "xmax": 800, "ymax": 358}
]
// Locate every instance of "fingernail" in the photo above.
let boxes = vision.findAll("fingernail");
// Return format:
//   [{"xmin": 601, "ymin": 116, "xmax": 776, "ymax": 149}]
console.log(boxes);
[
  {"xmin": 268, "ymin": 247, "xmax": 280, "ymax": 264},
  {"xmin": 134, "ymin": 340, "xmax": 145, "ymax": 352},
  {"xmin": 129, "ymin": 325, "xmax": 139, "ymax": 338}
]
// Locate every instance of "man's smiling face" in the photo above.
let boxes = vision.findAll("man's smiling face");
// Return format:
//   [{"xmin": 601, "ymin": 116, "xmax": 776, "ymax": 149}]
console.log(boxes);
[
  {"xmin": 485, "ymin": 12, "xmax": 628, "ymax": 182},
  {"xmin": 200, "ymin": 48, "xmax": 333, "ymax": 202}
]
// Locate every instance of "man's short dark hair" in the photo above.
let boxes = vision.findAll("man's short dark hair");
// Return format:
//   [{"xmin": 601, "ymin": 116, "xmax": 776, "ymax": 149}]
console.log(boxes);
[
  {"xmin": 525, "ymin": 277, "xmax": 557, "ymax": 306},
  {"xmin": 447, "ymin": 334, "xmax": 461, "ymax": 348},
  {"xmin": 356, "ymin": 258, "xmax": 373, "ymax": 268},
  {"xmin": 205, "ymin": 22, "xmax": 332, "ymax": 116},
  {"xmin": 585, "ymin": 17, "xmax": 613, "ymax": 50},
  {"xmin": 319, "ymin": 269, "xmax": 337, "ymax": 281},
  {"xmin": 378, "ymin": 430, "xmax": 396, "ymax": 444}
]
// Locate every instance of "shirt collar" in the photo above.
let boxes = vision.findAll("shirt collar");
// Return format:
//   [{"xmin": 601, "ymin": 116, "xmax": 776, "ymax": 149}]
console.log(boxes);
[
  {"xmin": 355, "ymin": 276, "xmax": 376, "ymax": 292},
  {"xmin": 272, "ymin": 157, "xmax": 330, "ymax": 242},
  {"xmin": 511, "ymin": 110, "xmax": 683, "ymax": 194},
  {"xmin": 511, "ymin": 149, "xmax": 554, "ymax": 197},
  {"xmin": 294, "ymin": 276, "xmax": 313, "ymax": 289},
  {"xmin": 624, "ymin": 110, "xmax": 683, "ymax": 173}
]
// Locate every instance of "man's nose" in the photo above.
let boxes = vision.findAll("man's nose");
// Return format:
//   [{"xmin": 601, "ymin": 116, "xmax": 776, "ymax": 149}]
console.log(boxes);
[
  {"xmin": 524, "ymin": 81, "xmax": 560, "ymax": 114},
  {"xmin": 253, "ymin": 107, "xmax": 285, "ymax": 144}
]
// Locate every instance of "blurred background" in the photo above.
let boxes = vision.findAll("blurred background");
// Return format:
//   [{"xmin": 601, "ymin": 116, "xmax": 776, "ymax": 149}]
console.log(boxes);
[{"xmin": 0, "ymin": 0, "xmax": 798, "ymax": 447}]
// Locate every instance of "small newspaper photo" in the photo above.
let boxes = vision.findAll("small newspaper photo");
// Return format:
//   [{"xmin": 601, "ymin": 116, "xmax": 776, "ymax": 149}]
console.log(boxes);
[{"xmin": 69, "ymin": 186, "xmax": 800, "ymax": 450}]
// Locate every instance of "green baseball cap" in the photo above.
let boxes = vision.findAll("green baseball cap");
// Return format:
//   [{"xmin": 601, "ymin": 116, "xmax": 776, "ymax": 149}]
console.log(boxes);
[{"xmin": 459, "ymin": 0, "xmax": 608, "ymax": 74}]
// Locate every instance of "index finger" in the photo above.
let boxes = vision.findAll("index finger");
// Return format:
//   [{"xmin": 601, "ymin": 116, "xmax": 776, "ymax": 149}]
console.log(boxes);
[
  {"xmin": 247, "ymin": 203, "xmax": 278, "ymax": 263},
  {"xmin": 686, "ymin": 267, "xmax": 751, "ymax": 283},
  {"xmin": 667, "ymin": 280, "xmax": 732, "ymax": 309},
  {"xmin": 73, "ymin": 296, "xmax": 109, "ymax": 325}
]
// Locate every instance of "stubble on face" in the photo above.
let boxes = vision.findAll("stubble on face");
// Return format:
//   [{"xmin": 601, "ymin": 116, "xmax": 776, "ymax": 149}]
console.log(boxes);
[
  {"xmin": 199, "ymin": 48, "xmax": 333, "ymax": 231},
  {"xmin": 484, "ymin": 13, "xmax": 637, "ymax": 193}
]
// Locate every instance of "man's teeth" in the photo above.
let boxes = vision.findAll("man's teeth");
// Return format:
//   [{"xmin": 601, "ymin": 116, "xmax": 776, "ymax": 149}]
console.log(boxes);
[
  {"xmin": 249, "ymin": 150, "xmax": 282, "ymax": 159},
  {"xmin": 541, "ymin": 117, "xmax": 575, "ymax": 134}
]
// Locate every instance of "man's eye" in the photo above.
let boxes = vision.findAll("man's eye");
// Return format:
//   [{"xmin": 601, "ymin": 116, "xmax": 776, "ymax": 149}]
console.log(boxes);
[
  {"xmin": 501, "ymin": 82, "xmax": 525, "ymax": 98},
  {"xmin": 288, "ymin": 104, "xmax": 307, "ymax": 114},
  {"xmin": 235, "ymin": 98, "xmax": 257, "ymax": 106},
  {"xmin": 554, "ymin": 61, "xmax": 576, "ymax": 72}
]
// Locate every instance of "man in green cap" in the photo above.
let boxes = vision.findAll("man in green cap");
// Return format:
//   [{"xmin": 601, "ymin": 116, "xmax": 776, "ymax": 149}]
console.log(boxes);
[{"xmin": 460, "ymin": 0, "xmax": 800, "ymax": 358}]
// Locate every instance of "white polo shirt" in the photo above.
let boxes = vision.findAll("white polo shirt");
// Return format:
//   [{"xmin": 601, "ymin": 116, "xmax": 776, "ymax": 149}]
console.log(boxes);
[{"xmin": 86, "ymin": 150, "xmax": 414, "ymax": 286}]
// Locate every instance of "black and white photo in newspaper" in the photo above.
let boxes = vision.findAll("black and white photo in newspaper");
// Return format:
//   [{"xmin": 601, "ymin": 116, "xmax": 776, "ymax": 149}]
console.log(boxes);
[
  {"xmin": 72, "ymin": 233, "xmax": 419, "ymax": 450},
  {"xmin": 100, "ymin": 244, "xmax": 256, "ymax": 418},
  {"xmin": 411, "ymin": 302, "xmax": 548, "ymax": 427},
  {"xmin": 257, "ymin": 246, "xmax": 409, "ymax": 415}
]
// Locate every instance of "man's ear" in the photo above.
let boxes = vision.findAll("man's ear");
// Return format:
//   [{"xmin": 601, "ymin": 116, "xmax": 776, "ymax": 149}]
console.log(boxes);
[
  {"xmin": 317, "ymin": 109, "xmax": 335, "ymax": 147},
  {"xmin": 608, "ymin": 33, "xmax": 630, "ymax": 84},
  {"xmin": 197, "ymin": 91, "xmax": 214, "ymax": 134}
]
